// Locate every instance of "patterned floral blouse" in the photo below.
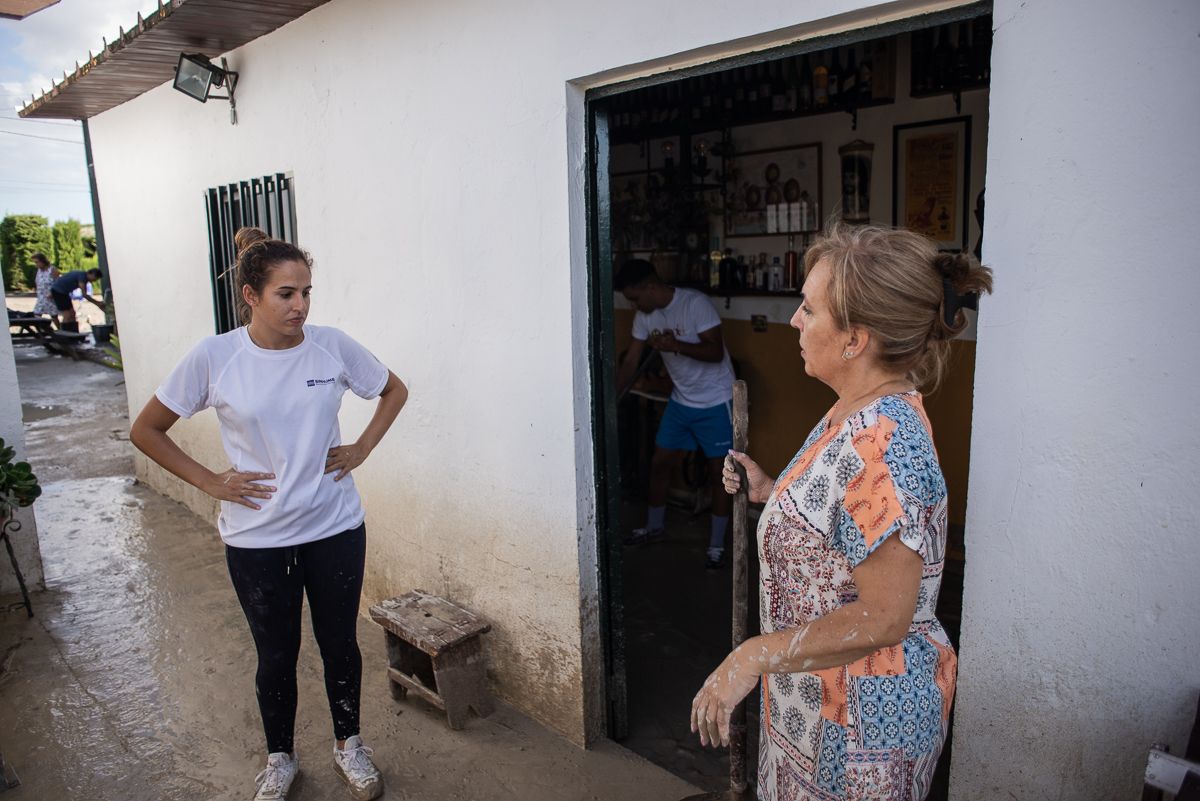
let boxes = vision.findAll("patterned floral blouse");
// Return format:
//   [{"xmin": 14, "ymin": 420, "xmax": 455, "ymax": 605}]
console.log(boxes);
[
  {"xmin": 756, "ymin": 391, "xmax": 957, "ymax": 801},
  {"xmin": 33, "ymin": 266, "xmax": 57, "ymax": 316}
]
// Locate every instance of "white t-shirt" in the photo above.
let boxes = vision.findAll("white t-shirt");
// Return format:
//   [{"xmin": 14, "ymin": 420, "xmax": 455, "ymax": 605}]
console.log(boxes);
[
  {"xmin": 632, "ymin": 287, "xmax": 734, "ymax": 408},
  {"xmin": 155, "ymin": 325, "xmax": 389, "ymax": 549}
]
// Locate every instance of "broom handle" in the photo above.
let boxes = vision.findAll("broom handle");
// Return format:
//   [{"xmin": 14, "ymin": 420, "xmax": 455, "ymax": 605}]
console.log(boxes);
[{"xmin": 729, "ymin": 380, "xmax": 749, "ymax": 798}]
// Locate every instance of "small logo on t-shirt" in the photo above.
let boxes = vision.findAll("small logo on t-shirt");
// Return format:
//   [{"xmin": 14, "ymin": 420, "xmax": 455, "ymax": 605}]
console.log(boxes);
[{"xmin": 306, "ymin": 377, "xmax": 336, "ymax": 387}]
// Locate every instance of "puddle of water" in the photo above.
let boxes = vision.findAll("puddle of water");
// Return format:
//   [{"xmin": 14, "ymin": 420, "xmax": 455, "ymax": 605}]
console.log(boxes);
[{"xmin": 22, "ymin": 403, "xmax": 68, "ymax": 422}]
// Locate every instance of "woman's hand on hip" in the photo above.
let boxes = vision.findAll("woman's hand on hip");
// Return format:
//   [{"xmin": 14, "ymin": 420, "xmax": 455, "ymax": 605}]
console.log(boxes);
[
  {"xmin": 691, "ymin": 642, "xmax": 762, "ymax": 748},
  {"xmin": 205, "ymin": 469, "xmax": 276, "ymax": 510},
  {"xmin": 325, "ymin": 443, "xmax": 367, "ymax": 481},
  {"xmin": 723, "ymin": 450, "xmax": 772, "ymax": 503}
]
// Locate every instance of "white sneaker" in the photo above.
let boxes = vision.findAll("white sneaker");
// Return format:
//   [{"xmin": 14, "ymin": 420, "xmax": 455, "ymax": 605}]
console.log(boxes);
[
  {"xmin": 253, "ymin": 752, "xmax": 299, "ymax": 801},
  {"xmin": 334, "ymin": 735, "xmax": 383, "ymax": 801}
]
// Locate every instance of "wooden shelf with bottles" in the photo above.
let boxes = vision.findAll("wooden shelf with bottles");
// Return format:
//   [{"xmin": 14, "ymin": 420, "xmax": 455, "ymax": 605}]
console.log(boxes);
[
  {"xmin": 609, "ymin": 95, "xmax": 895, "ymax": 146},
  {"xmin": 607, "ymin": 37, "xmax": 900, "ymax": 147},
  {"xmin": 908, "ymin": 17, "xmax": 993, "ymax": 113},
  {"xmin": 725, "ymin": 228, "xmax": 820, "ymax": 241},
  {"xmin": 909, "ymin": 82, "xmax": 988, "ymax": 114},
  {"xmin": 676, "ymin": 283, "xmax": 802, "ymax": 299}
]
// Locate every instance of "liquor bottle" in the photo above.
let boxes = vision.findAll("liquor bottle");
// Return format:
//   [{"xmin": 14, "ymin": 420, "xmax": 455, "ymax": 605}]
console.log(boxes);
[
  {"xmin": 709, "ymin": 248, "xmax": 722, "ymax": 289},
  {"xmin": 813, "ymin": 52, "xmax": 829, "ymax": 108},
  {"xmin": 972, "ymin": 15, "xmax": 992, "ymax": 83},
  {"xmin": 826, "ymin": 49, "xmax": 841, "ymax": 107},
  {"xmin": 701, "ymin": 74, "xmax": 714, "ymax": 125},
  {"xmin": 759, "ymin": 62, "xmax": 773, "ymax": 114},
  {"xmin": 955, "ymin": 23, "xmax": 973, "ymax": 87},
  {"xmin": 798, "ymin": 190, "xmax": 814, "ymax": 232},
  {"xmin": 719, "ymin": 249, "xmax": 737, "ymax": 293},
  {"xmin": 757, "ymin": 254, "xmax": 769, "ymax": 291},
  {"xmin": 771, "ymin": 60, "xmax": 788, "ymax": 112},
  {"xmin": 736, "ymin": 254, "xmax": 748, "ymax": 289},
  {"xmin": 870, "ymin": 38, "xmax": 893, "ymax": 100},
  {"xmin": 769, "ymin": 257, "xmax": 784, "ymax": 292},
  {"xmin": 785, "ymin": 236, "xmax": 799, "ymax": 290},
  {"xmin": 841, "ymin": 45, "xmax": 858, "ymax": 98},
  {"xmin": 858, "ymin": 43, "xmax": 873, "ymax": 99},
  {"xmin": 932, "ymin": 25, "xmax": 953, "ymax": 91},
  {"xmin": 799, "ymin": 55, "xmax": 814, "ymax": 111},
  {"xmin": 782, "ymin": 57, "xmax": 798, "ymax": 112},
  {"xmin": 910, "ymin": 28, "xmax": 932, "ymax": 95}
]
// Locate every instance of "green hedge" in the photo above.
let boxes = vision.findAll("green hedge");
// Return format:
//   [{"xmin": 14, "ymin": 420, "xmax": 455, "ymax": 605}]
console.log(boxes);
[
  {"xmin": 0, "ymin": 216, "xmax": 91, "ymax": 290},
  {"xmin": 0, "ymin": 215, "xmax": 53, "ymax": 291},
  {"xmin": 53, "ymin": 219, "xmax": 84, "ymax": 271}
]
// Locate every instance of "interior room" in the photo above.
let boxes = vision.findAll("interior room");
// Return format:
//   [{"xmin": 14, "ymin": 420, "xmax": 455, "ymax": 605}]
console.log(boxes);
[{"xmin": 592, "ymin": 11, "xmax": 992, "ymax": 797}]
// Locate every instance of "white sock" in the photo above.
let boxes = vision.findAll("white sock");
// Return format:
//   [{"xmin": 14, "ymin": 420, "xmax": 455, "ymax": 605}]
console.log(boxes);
[
  {"xmin": 646, "ymin": 505, "xmax": 666, "ymax": 531},
  {"xmin": 708, "ymin": 515, "xmax": 729, "ymax": 551}
]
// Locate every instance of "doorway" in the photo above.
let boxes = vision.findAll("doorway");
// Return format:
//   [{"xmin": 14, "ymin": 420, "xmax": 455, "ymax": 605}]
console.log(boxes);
[{"xmin": 585, "ymin": 5, "xmax": 992, "ymax": 796}]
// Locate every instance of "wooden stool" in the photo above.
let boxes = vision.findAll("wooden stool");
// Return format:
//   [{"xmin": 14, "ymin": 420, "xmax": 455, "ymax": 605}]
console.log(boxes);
[{"xmin": 369, "ymin": 590, "xmax": 494, "ymax": 730}]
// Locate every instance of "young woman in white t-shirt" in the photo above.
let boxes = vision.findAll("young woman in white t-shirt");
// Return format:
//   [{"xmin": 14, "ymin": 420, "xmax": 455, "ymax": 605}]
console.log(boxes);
[{"xmin": 130, "ymin": 227, "xmax": 408, "ymax": 801}]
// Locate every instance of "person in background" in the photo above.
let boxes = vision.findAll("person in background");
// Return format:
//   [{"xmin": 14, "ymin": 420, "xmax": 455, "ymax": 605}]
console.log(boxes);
[
  {"xmin": 615, "ymin": 258, "xmax": 736, "ymax": 569},
  {"xmin": 691, "ymin": 224, "xmax": 992, "ymax": 800},
  {"xmin": 130, "ymin": 227, "xmax": 408, "ymax": 801},
  {"xmin": 31, "ymin": 252, "xmax": 59, "ymax": 321},
  {"xmin": 49, "ymin": 267, "xmax": 103, "ymax": 331}
]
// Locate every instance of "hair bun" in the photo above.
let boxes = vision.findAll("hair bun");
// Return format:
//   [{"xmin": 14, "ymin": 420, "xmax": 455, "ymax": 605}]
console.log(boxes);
[
  {"xmin": 233, "ymin": 226, "xmax": 269, "ymax": 257},
  {"xmin": 931, "ymin": 251, "xmax": 995, "ymax": 339}
]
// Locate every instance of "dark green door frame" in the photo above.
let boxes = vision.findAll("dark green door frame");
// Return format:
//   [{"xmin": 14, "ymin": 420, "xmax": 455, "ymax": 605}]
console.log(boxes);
[
  {"xmin": 582, "ymin": 1, "xmax": 992, "ymax": 741},
  {"xmin": 585, "ymin": 98, "xmax": 629, "ymax": 739}
]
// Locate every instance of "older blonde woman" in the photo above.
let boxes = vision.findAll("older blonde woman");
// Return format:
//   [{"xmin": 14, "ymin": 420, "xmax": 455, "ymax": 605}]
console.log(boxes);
[
  {"xmin": 692, "ymin": 224, "xmax": 992, "ymax": 800},
  {"xmin": 31, "ymin": 252, "xmax": 59, "ymax": 319}
]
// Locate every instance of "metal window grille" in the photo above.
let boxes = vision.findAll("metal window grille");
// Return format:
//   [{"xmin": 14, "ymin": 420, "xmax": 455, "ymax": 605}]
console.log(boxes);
[{"xmin": 204, "ymin": 172, "xmax": 298, "ymax": 334}]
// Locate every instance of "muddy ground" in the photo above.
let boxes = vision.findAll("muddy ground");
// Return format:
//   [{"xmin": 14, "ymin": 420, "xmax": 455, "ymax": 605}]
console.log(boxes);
[{"xmin": 0, "ymin": 342, "xmax": 698, "ymax": 801}]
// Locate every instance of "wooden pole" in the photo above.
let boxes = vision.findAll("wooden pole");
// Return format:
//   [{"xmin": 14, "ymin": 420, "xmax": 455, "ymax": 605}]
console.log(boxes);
[
  {"xmin": 680, "ymin": 379, "xmax": 750, "ymax": 801},
  {"xmin": 728, "ymin": 379, "xmax": 750, "ymax": 799}
]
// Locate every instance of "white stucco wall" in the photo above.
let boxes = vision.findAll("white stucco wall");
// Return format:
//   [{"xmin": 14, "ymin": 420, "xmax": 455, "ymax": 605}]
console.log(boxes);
[
  {"xmin": 0, "ymin": 328, "xmax": 44, "ymax": 597},
  {"xmin": 91, "ymin": 0, "xmax": 979, "ymax": 746},
  {"xmin": 952, "ymin": 0, "xmax": 1200, "ymax": 798},
  {"xmin": 81, "ymin": 0, "xmax": 1200, "ymax": 788}
]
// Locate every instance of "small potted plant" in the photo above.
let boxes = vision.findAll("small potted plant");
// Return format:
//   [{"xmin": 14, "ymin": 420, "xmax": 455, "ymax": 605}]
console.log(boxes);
[{"xmin": 0, "ymin": 437, "xmax": 41, "ymax": 617}]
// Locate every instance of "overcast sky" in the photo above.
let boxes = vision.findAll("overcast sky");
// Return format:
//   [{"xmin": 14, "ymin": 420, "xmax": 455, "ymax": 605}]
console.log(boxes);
[{"xmin": 1, "ymin": 0, "xmax": 158, "ymax": 225}]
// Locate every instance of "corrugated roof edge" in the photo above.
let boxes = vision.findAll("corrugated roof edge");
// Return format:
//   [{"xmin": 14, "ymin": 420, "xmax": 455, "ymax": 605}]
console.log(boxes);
[{"xmin": 18, "ymin": 0, "xmax": 184, "ymax": 119}]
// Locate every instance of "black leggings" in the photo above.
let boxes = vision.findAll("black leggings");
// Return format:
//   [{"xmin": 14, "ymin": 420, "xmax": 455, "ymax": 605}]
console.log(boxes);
[{"xmin": 226, "ymin": 523, "xmax": 366, "ymax": 754}]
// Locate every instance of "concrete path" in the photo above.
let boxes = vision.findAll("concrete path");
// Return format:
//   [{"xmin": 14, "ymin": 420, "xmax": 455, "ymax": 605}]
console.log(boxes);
[{"xmin": 0, "ymin": 343, "xmax": 699, "ymax": 801}]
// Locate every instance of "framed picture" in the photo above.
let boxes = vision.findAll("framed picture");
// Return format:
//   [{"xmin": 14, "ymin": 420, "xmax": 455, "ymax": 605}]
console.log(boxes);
[
  {"xmin": 724, "ymin": 143, "xmax": 822, "ymax": 238},
  {"xmin": 892, "ymin": 116, "xmax": 971, "ymax": 251}
]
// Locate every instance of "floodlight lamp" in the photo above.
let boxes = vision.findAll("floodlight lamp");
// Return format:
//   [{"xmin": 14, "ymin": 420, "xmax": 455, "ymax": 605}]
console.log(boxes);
[{"xmin": 173, "ymin": 53, "xmax": 239, "ymax": 124}]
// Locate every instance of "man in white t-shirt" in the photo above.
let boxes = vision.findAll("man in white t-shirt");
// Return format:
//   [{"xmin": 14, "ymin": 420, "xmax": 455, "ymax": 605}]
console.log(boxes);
[{"xmin": 615, "ymin": 259, "xmax": 735, "ymax": 568}]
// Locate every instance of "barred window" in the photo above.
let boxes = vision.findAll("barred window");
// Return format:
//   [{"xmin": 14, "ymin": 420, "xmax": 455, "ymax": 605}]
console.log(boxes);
[{"xmin": 204, "ymin": 173, "xmax": 297, "ymax": 334}]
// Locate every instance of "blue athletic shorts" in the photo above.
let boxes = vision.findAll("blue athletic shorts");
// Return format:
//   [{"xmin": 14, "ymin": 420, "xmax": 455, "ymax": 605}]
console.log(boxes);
[{"xmin": 655, "ymin": 398, "xmax": 733, "ymax": 458}]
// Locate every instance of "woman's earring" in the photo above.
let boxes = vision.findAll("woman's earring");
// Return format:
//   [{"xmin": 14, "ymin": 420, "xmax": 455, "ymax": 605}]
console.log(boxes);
[{"xmin": 842, "ymin": 350, "xmax": 854, "ymax": 360}]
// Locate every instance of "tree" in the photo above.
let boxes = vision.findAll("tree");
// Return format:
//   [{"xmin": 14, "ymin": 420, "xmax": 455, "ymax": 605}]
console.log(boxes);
[
  {"xmin": 0, "ymin": 215, "xmax": 54, "ymax": 291},
  {"xmin": 53, "ymin": 219, "xmax": 84, "ymax": 271}
]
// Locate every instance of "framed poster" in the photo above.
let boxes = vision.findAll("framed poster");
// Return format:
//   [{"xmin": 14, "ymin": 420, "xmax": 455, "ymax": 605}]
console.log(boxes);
[
  {"xmin": 724, "ymin": 143, "xmax": 822, "ymax": 237},
  {"xmin": 892, "ymin": 116, "xmax": 971, "ymax": 251}
]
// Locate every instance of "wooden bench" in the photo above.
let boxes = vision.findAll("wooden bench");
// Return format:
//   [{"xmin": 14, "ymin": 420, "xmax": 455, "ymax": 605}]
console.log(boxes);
[
  {"xmin": 369, "ymin": 590, "xmax": 494, "ymax": 729},
  {"xmin": 7, "ymin": 310, "xmax": 54, "ymax": 342}
]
